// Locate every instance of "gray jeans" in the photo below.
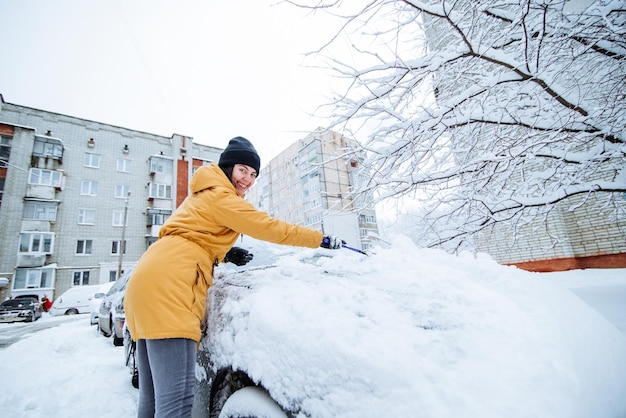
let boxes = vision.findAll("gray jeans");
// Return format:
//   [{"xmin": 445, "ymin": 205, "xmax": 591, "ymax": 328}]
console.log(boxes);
[{"xmin": 136, "ymin": 338, "xmax": 196, "ymax": 418}]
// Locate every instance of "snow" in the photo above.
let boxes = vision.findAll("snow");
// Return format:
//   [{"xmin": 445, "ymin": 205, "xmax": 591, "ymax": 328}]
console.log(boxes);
[
  {"xmin": 1, "ymin": 236, "xmax": 625, "ymax": 418},
  {"xmin": 0, "ymin": 315, "xmax": 137, "ymax": 417}
]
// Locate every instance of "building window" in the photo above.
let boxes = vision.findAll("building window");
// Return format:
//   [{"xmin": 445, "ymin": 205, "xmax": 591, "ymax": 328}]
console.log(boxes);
[
  {"xmin": 73, "ymin": 271, "xmax": 90, "ymax": 286},
  {"xmin": 305, "ymin": 212, "xmax": 323, "ymax": 226},
  {"xmin": 150, "ymin": 156, "xmax": 173, "ymax": 174},
  {"xmin": 22, "ymin": 201, "xmax": 58, "ymax": 221},
  {"xmin": 78, "ymin": 208, "xmax": 96, "ymax": 225},
  {"xmin": 112, "ymin": 210, "xmax": 127, "ymax": 226},
  {"xmin": 33, "ymin": 136, "xmax": 63, "ymax": 160},
  {"xmin": 13, "ymin": 267, "xmax": 54, "ymax": 290},
  {"xmin": 19, "ymin": 232, "xmax": 54, "ymax": 254},
  {"xmin": 28, "ymin": 168, "xmax": 62, "ymax": 187},
  {"xmin": 76, "ymin": 240, "xmax": 93, "ymax": 255},
  {"xmin": 115, "ymin": 184, "xmax": 130, "ymax": 198},
  {"xmin": 147, "ymin": 210, "xmax": 171, "ymax": 226},
  {"xmin": 111, "ymin": 240, "xmax": 127, "ymax": 255},
  {"xmin": 0, "ymin": 135, "xmax": 12, "ymax": 167},
  {"xmin": 80, "ymin": 180, "xmax": 98, "ymax": 196},
  {"xmin": 359, "ymin": 214, "xmax": 377, "ymax": 224},
  {"xmin": 84, "ymin": 153, "xmax": 100, "ymax": 168},
  {"xmin": 109, "ymin": 270, "xmax": 117, "ymax": 282},
  {"xmin": 304, "ymin": 199, "xmax": 321, "ymax": 211},
  {"xmin": 117, "ymin": 158, "xmax": 132, "ymax": 172},
  {"xmin": 148, "ymin": 182, "xmax": 172, "ymax": 199},
  {"xmin": 145, "ymin": 236, "xmax": 158, "ymax": 249}
]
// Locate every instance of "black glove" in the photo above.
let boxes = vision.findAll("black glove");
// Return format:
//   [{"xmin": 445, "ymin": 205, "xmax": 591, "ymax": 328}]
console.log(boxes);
[
  {"xmin": 224, "ymin": 247, "xmax": 254, "ymax": 266},
  {"xmin": 320, "ymin": 235, "xmax": 345, "ymax": 250}
]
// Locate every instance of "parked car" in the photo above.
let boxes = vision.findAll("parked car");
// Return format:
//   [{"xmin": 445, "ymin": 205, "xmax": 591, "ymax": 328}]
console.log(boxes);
[
  {"xmin": 90, "ymin": 282, "xmax": 115, "ymax": 325},
  {"xmin": 13, "ymin": 294, "xmax": 44, "ymax": 311},
  {"xmin": 188, "ymin": 239, "xmax": 626, "ymax": 418},
  {"xmin": 98, "ymin": 269, "xmax": 133, "ymax": 346},
  {"xmin": 14, "ymin": 293, "xmax": 41, "ymax": 301},
  {"xmin": 49, "ymin": 284, "xmax": 101, "ymax": 316},
  {"xmin": 0, "ymin": 297, "xmax": 42, "ymax": 323}
]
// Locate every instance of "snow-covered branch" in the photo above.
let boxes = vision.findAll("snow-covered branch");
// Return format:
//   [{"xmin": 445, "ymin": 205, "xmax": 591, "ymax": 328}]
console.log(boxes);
[{"xmin": 290, "ymin": 0, "xmax": 626, "ymax": 250}]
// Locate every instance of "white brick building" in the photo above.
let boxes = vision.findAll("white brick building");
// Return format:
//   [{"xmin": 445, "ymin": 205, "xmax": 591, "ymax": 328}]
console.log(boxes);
[
  {"xmin": 0, "ymin": 95, "xmax": 221, "ymax": 302},
  {"xmin": 247, "ymin": 128, "xmax": 379, "ymax": 251}
]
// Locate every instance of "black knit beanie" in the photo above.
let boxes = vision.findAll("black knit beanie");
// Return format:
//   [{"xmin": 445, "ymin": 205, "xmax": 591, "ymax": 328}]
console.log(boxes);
[{"xmin": 218, "ymin": 136, "xmax": 261, "ymax": 174}]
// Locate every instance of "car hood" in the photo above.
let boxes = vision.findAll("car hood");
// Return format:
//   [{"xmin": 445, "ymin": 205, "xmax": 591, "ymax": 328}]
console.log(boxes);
[{"xmin": 200, "ymin": 237, "xmax": 626, "ymax": 418}]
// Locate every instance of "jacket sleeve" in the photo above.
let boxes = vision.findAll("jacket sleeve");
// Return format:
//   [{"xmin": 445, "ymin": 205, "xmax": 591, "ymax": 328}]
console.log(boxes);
[{"xmin": 210, "ymin": 187, "xmax": 323, "ymax": 248}]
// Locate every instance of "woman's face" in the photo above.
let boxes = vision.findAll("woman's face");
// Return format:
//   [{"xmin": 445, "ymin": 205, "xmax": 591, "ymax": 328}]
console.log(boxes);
[{"xmin": 231, "ymin": 164, "xmax": 257, "ymax": 196}]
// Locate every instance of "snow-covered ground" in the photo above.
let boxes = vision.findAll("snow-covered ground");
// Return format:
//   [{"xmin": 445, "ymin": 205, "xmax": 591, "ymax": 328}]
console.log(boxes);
[{"xmin": 0, "ymin": 239, "xmax": 625, "ymax": 418}]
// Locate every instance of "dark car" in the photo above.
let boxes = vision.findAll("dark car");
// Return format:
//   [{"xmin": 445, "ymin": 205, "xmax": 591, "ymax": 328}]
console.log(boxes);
[
  {"xmin": 98, "ymin": 269, "xmax": 133, "ymax": 346},
  {"xmin": 0, "ymin": 297, "xmax": 42, "ymax": 323}
]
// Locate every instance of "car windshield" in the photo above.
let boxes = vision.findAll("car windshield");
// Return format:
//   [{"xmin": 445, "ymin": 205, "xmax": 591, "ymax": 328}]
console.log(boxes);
[
  {"xmin": 1, "ymin": 300, "xmax": 30, "ymax": 308},
  {"xmin": 106, "ymin": 269, "xmax": 134, "ymax": 296}
]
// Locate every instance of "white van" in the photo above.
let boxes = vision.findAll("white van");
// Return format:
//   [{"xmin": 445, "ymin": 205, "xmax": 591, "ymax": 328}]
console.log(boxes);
[{"xmin": 49, "ymin": 284, "xmax": 101, "ymax": 316}]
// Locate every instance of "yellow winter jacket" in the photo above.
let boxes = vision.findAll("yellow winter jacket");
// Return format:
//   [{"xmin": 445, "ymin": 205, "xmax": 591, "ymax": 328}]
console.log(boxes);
[{"xmin": 124, "ymin": 163, "xmax": 323, "ymax": 343}]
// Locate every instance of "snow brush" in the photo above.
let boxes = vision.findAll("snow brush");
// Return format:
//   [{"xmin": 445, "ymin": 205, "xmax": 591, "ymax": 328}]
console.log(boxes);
[{"xmin": 342, "ymin": 244, "xmax": 368, "ymax": 256}]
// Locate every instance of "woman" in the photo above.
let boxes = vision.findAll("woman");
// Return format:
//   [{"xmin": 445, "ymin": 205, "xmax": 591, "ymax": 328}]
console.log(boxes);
[{"xmin": 124, "ymin": 136, "xmax": 343, "ymax": 418}]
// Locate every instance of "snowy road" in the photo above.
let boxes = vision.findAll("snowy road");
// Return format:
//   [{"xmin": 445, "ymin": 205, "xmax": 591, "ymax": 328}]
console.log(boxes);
[{"xmin": 0, "ymin": 314, "xmax": 83, "ymax": 348}]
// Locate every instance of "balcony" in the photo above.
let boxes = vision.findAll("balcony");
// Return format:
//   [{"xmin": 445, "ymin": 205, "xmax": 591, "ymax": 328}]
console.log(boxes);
[
  {"xmin": 26, "ymin": 168, "xmax": 64, "ymax": 199},
  {"xmin": 16, "ymin": 253, "xmax": 47, "ymax": 268},
  {"xmin": 148, "ymin": 224, "xmax": 162, "ymax": 237}
]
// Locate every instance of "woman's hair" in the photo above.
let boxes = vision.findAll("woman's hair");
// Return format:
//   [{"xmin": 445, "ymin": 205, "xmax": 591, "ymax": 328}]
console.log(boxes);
[{"xmin": 219, "ymin": 165, "xmax": 233, "ymax": 185}]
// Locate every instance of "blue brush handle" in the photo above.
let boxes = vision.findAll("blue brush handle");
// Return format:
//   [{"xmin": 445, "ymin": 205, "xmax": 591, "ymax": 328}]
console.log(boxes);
[{"xmin": 342, "ymin": 244, "xmax": 368, "ymax": 256}]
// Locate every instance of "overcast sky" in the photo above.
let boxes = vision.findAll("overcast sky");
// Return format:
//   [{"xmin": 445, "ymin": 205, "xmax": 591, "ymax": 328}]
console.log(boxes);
[{"xmin": 0, "ymin": 0, "xmax": 345, "ymax": 164}]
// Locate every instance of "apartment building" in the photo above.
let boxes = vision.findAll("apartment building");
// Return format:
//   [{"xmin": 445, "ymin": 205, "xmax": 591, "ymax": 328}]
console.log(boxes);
[
  {"xmin": 0, "ymin": 95, "xmax": 221, "ymax": 302},
  {"xmin": 247, "ymin": 128, "xmax": 379, "ymax": 250}
]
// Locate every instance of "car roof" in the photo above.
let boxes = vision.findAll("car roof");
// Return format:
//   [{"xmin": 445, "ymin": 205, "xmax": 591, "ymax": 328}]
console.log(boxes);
[
  {"xmin": 14, "ymin": 294, "xmax": 39, "ymax": 300},
  {"xmin": 98, "ymin": 281, "xmax": 115, "ymax": 294}
]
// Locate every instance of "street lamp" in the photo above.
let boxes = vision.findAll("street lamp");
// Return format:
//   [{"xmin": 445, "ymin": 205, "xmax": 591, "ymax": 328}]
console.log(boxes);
[{"xmin": 117, "ymin": 191, "xmax": 130, "ymax": 279}]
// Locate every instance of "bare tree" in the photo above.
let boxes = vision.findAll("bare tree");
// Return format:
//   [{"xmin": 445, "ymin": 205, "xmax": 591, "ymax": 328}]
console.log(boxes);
[{"xmin": 289, "ymin": 0, "xmax": 626, "ymax": 251}]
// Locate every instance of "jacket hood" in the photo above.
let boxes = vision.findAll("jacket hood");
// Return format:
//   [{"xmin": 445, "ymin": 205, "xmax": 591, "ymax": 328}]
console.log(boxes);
[{"xmin": 190, "ymin": 164, "xmax": 235, "ymax": 195}]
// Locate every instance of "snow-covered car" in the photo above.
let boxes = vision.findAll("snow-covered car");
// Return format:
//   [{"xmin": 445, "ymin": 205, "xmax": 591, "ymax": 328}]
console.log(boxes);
[
  {"xmin": 49, "ymin": 284, "xmax": 101, "ymax": 316},
  {"xmin": 191, "ymin": 237, "xmax": 626, "ymax": 418},
  {"xmin": 98, "ymin": 269, "xmax": 133, "ymax": 346},
  {"xmin": 0, "ymin": 297, "xmax": 42, "ymax": 323},
  {"xmin": 90, "ymin": 282, "xmax": 115, "ymax": 325}
]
